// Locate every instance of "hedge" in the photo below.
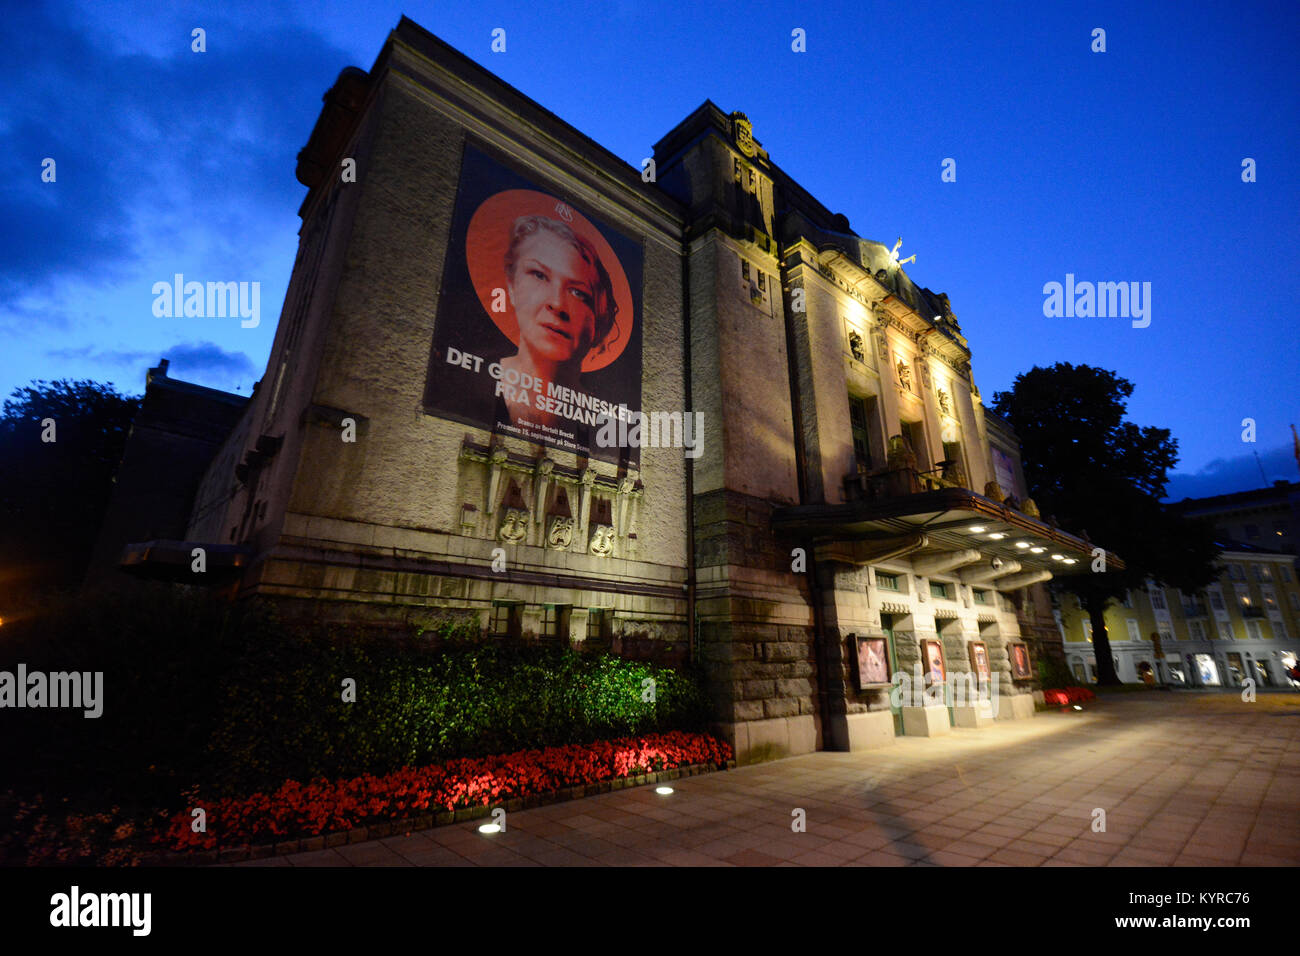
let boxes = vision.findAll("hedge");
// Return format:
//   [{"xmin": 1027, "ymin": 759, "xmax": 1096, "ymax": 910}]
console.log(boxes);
[{"xmin": 205, "ymin": 627, "xmax": 713, "ymax": 794}]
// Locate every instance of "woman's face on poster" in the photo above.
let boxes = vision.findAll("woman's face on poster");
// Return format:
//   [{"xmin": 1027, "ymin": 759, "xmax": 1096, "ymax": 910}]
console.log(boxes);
[{"xmin": 507, "ymin": 230, "xmax": 599, "ymax": 367}]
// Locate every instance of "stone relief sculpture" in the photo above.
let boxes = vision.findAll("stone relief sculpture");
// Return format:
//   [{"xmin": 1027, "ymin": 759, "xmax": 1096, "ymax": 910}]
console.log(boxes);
[
  {"xmin": 498, "ymin": 507, "xmax": 528, "ymax": 543},
  {"xmin": 546, "ymin": 515, "xmax": 574, "ymax": 550},
  {"xmin": 588, "ymin": 523, "xmax": 615, "ymax": 556},
  {"xmin": 887, "ymin": 434, "xmax": 918, "ymax": 471},
  {"xmin": 937, "ymin": 388, "xmax": 951, "ymax": 416},
  {"xmin": 896, "ymin": 359, "xmax": 912, "ymax": 391},
  {"xmin": 849, "ymin": 331, "xmax": 865, "ymax": 362}
]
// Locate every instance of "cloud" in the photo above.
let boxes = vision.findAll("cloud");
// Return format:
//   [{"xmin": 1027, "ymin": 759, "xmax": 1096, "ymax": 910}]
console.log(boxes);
[
  {"xmin": 0, "ymin": 4, "xmax": 348, "ymax": 304},
  {"xmin": 1165, "ymin": 444, "xmax": 1298, "ymax": 502},
  {"xmin": 43, "ymin": 340, "xmax": 256, "ymax": 390},
  {"xmin": 45, "ymin": 346, "xmax": 155, "ymax": 366},
  {"xmin": 162, "ymin": 341, "xmax": 257, "ymax": 381}
]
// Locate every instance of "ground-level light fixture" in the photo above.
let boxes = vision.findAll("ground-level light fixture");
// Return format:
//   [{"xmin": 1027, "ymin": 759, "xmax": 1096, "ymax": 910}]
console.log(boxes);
[
  {"xmin": 478, "ymin": 823, "xmax": 502, "ymax": 834},
  {"xmin": 655, "ymin": 786, "xmax": 674, "ymax": 795},
  {"xmin": 1072, "ymin": 705, "xmax": 1083, "ymax": 711}
]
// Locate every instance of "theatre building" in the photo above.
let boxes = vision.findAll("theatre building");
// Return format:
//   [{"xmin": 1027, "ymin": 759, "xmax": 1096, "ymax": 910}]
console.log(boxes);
[{"xmin": 107, "ymin": 17, "xmax": 1119, "ymax": 763}]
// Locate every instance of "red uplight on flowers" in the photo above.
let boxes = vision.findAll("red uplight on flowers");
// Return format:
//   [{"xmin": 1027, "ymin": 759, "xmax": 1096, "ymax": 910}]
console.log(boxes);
[{"xmin": 153, "ymin": 731, "xmax": 732, "ymax": 852}]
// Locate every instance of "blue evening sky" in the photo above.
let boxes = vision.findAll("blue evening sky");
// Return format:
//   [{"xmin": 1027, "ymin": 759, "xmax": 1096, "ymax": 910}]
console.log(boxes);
[{"xmin": 5, "ymin": 0, "xmax": 1298, "ymax": 500}]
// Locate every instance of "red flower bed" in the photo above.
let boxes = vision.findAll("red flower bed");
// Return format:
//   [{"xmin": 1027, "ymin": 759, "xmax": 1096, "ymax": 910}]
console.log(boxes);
[
  {"xmin": 156, "ymin": 731, "xmax": 731, "ymax": 851},
  {"xmin": 1043, "ymin": 687, "xmax": 1096, "ymax": 706}
]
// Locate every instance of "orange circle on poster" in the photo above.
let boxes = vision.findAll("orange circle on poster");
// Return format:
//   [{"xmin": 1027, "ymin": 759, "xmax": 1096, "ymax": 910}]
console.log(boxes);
[{"xmin": 464, "ymin": 190, "xmax": 634, "ymax": 373}]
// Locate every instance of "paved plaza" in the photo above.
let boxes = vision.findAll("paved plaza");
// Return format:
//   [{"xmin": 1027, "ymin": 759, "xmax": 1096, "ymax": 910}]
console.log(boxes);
[{"xmin": 244, "ymin": 692, "xmax": 1300, "ymax": 867}]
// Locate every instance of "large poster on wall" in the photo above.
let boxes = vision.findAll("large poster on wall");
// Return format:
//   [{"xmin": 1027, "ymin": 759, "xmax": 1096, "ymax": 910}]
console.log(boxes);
[{"xmin": 423, "ymin": 143, "xmax": 644, "ymax": 466}]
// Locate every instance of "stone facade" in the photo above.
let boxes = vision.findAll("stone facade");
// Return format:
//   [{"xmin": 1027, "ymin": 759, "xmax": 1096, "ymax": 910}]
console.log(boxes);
[{"xmin": 117, "ymin": 17, "xmax": 1118, "ymax": 764}]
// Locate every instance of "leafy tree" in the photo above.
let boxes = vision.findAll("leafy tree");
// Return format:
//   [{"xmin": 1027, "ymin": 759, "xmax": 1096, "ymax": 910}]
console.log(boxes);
[
  {"xmin": 992, "ymin": 363, "xmax": 1219, "ymax": 685},
  {"xmin": 0, "ymin": 380, "xmax": 140, "ymax": 597}
]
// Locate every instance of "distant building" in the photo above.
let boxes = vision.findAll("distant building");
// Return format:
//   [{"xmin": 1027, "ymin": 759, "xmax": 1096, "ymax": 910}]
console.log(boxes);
[
  {"xmin": 1056, "ymin": 539, "xmax": 1300, "ymax": 688},
  {"xmin": 88, "ymin": 359, "xmax": 248, "ymax": 584},
  {"xmin": 1171, "ymin": 480, "xmax": 1299, "ymax": 561},
  {"xmin": 107, "ymin": 17, "xmax": 1119, "ymax": 762}
]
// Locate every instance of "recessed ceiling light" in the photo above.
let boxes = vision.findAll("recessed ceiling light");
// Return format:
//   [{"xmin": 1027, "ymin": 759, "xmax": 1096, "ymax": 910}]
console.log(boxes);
[
  {"xmin": 1015, "ymin": 541, "xmax": 1030, "ymax": 549},
  {"xmin": 1051, "ymin": 554, "xmax": 1064, "ymax": 561},
  {"xmin": 968, "ymin": 525, "xmax": 986, "ymax": 533},
  {"xmin": 1030, "ymin": 547, "xmax": 1046, "ymax": 554},
  {"xmin": 988, "ymin": 533, "xmax": 1006, "ymax": 540},
  {"xmin": 1064, "ymin": 558, "xmax": 1078, "ymax": 565}
]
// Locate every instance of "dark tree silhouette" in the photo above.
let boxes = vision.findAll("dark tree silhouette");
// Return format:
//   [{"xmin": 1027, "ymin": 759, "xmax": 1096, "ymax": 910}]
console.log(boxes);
[
  {"xmin": 992, "ymin": 363, "xmax": 1219, "ymax": 685},
  {"xmin": 0, "ymin": 380, "xmax": 140, "ymax": 599}
]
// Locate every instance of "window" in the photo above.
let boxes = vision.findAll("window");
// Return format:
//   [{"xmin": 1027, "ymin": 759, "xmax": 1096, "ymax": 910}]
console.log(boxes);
[
  {"xmin": 741, "ymin": 259, "xmax": 750, "ymax": 281},
  {"xmin": 1273, "ymin": 520, "xmax": 1288, "ymax": 538},
  {"xmin": 1290, "ymin": 592, "xmax": 1300, "ymax": 611},
  {"xmin": 491, "ymin": 602, "xmax": 523, "ymax": 639},
  {"xmin": 1258, "ymin": 565, "xmax": 1273, "ymax": 582},
  {"xmin": 1217, "ymin": 622, "xmax": 1233, "ymax": 641},
  {"xmin": 1126, "ymin": 619, "xmax": 1141, "ymax": 642},
  {"xmin": 733, "ymin": 157, "xmax": 742, "ymax": 182},
  {"xmin": 1245, "ymin": 620, "xmax": 1264, "ymax": 640},
  {"xmin": 901, "ymin": 419, "xmax": 927, "ymax": 468},
  {"xmin": 1188, "ymin": 620, "xmax": 1207, "ymax": 641},
  {"xmin": 1230, "ymin": 564, "xmax": 1245, "ymax": 581},
  {"xmin": 1262, "ymin": 587, "xmax": 1278, "ymax": 609},
  {"xmin": 543, "ymin": 604, "xmax": 571, "ymax": 642},
  {"xmin": 1237, "ymin": 588, "xmax": 1254, "ymax": 611},
  {"xmin": 848, "ymin": 395, "xmax": 873, "ymax": 471},
  {"xmin": 930, "ymin": 581, "xmax": 951, "ymax": 600},
  {"xmin": 1149, "ymin": 588, "xmax": 1167, "ymax": 610},
  {"xmin": 587, "ymin": 608, "xmax": 614, "ymax": 643},
  {"xmin": 876, "ymin": 572, "xmax": 899, "ymax": 591},
  {"xmin": 1245, "ymin": 524, "xmax": 1260, "ymax": 539},
  {"xmin": 972, "ymin": 589, "xmax": 989, "ymax": 605},
  {"xmin": 1082, "ymin": 619, "xmax": 1093, "ymax": 642},
  {"xmin": 1160, "ymin": 628, "xmax": 1175, "ymax": 646},
  {"xmin": 1209, "ymin": 590, "xmax": 1226, "ymax": 611},
  {"xmin": 1121, "ymin": 590, "xmax": 1133, "ymax": 609},
  {"xmin": 1282, "ymin": 565, "xmax": 1292, "ymax": 582},
  {"xmin": 757, "ymin": 271, "xmax": 766, "ymax": 292}
]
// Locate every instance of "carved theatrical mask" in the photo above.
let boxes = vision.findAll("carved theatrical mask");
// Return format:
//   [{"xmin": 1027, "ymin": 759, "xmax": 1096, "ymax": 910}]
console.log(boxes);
[
  {"xmin": 588, "ymin": 524, "xmax": 615, "ymax": 557},
  {"xmin": 498, "ymin": 508, "xmax": 528, "ymax": 543},
  {"xmin": 546, "ymin": 515, "xmax": 574, "ymax": 551}
]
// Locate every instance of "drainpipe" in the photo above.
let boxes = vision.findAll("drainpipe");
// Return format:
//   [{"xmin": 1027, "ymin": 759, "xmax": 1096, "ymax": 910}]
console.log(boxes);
[{"xmin": 682, "ymin": 241, "xmax": 696, "ymax": 664}]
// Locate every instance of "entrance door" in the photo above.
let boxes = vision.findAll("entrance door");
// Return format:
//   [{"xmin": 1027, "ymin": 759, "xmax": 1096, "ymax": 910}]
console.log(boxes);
[{"xmin": 1225, "ymin": 652, "xmax": 1246, "ymax": 686}]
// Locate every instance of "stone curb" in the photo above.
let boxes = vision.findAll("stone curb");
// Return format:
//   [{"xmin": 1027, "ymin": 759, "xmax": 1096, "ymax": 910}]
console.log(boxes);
[{"xmin": 141, "ymin": 760, "xmax": 734, "ymax": 867}]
